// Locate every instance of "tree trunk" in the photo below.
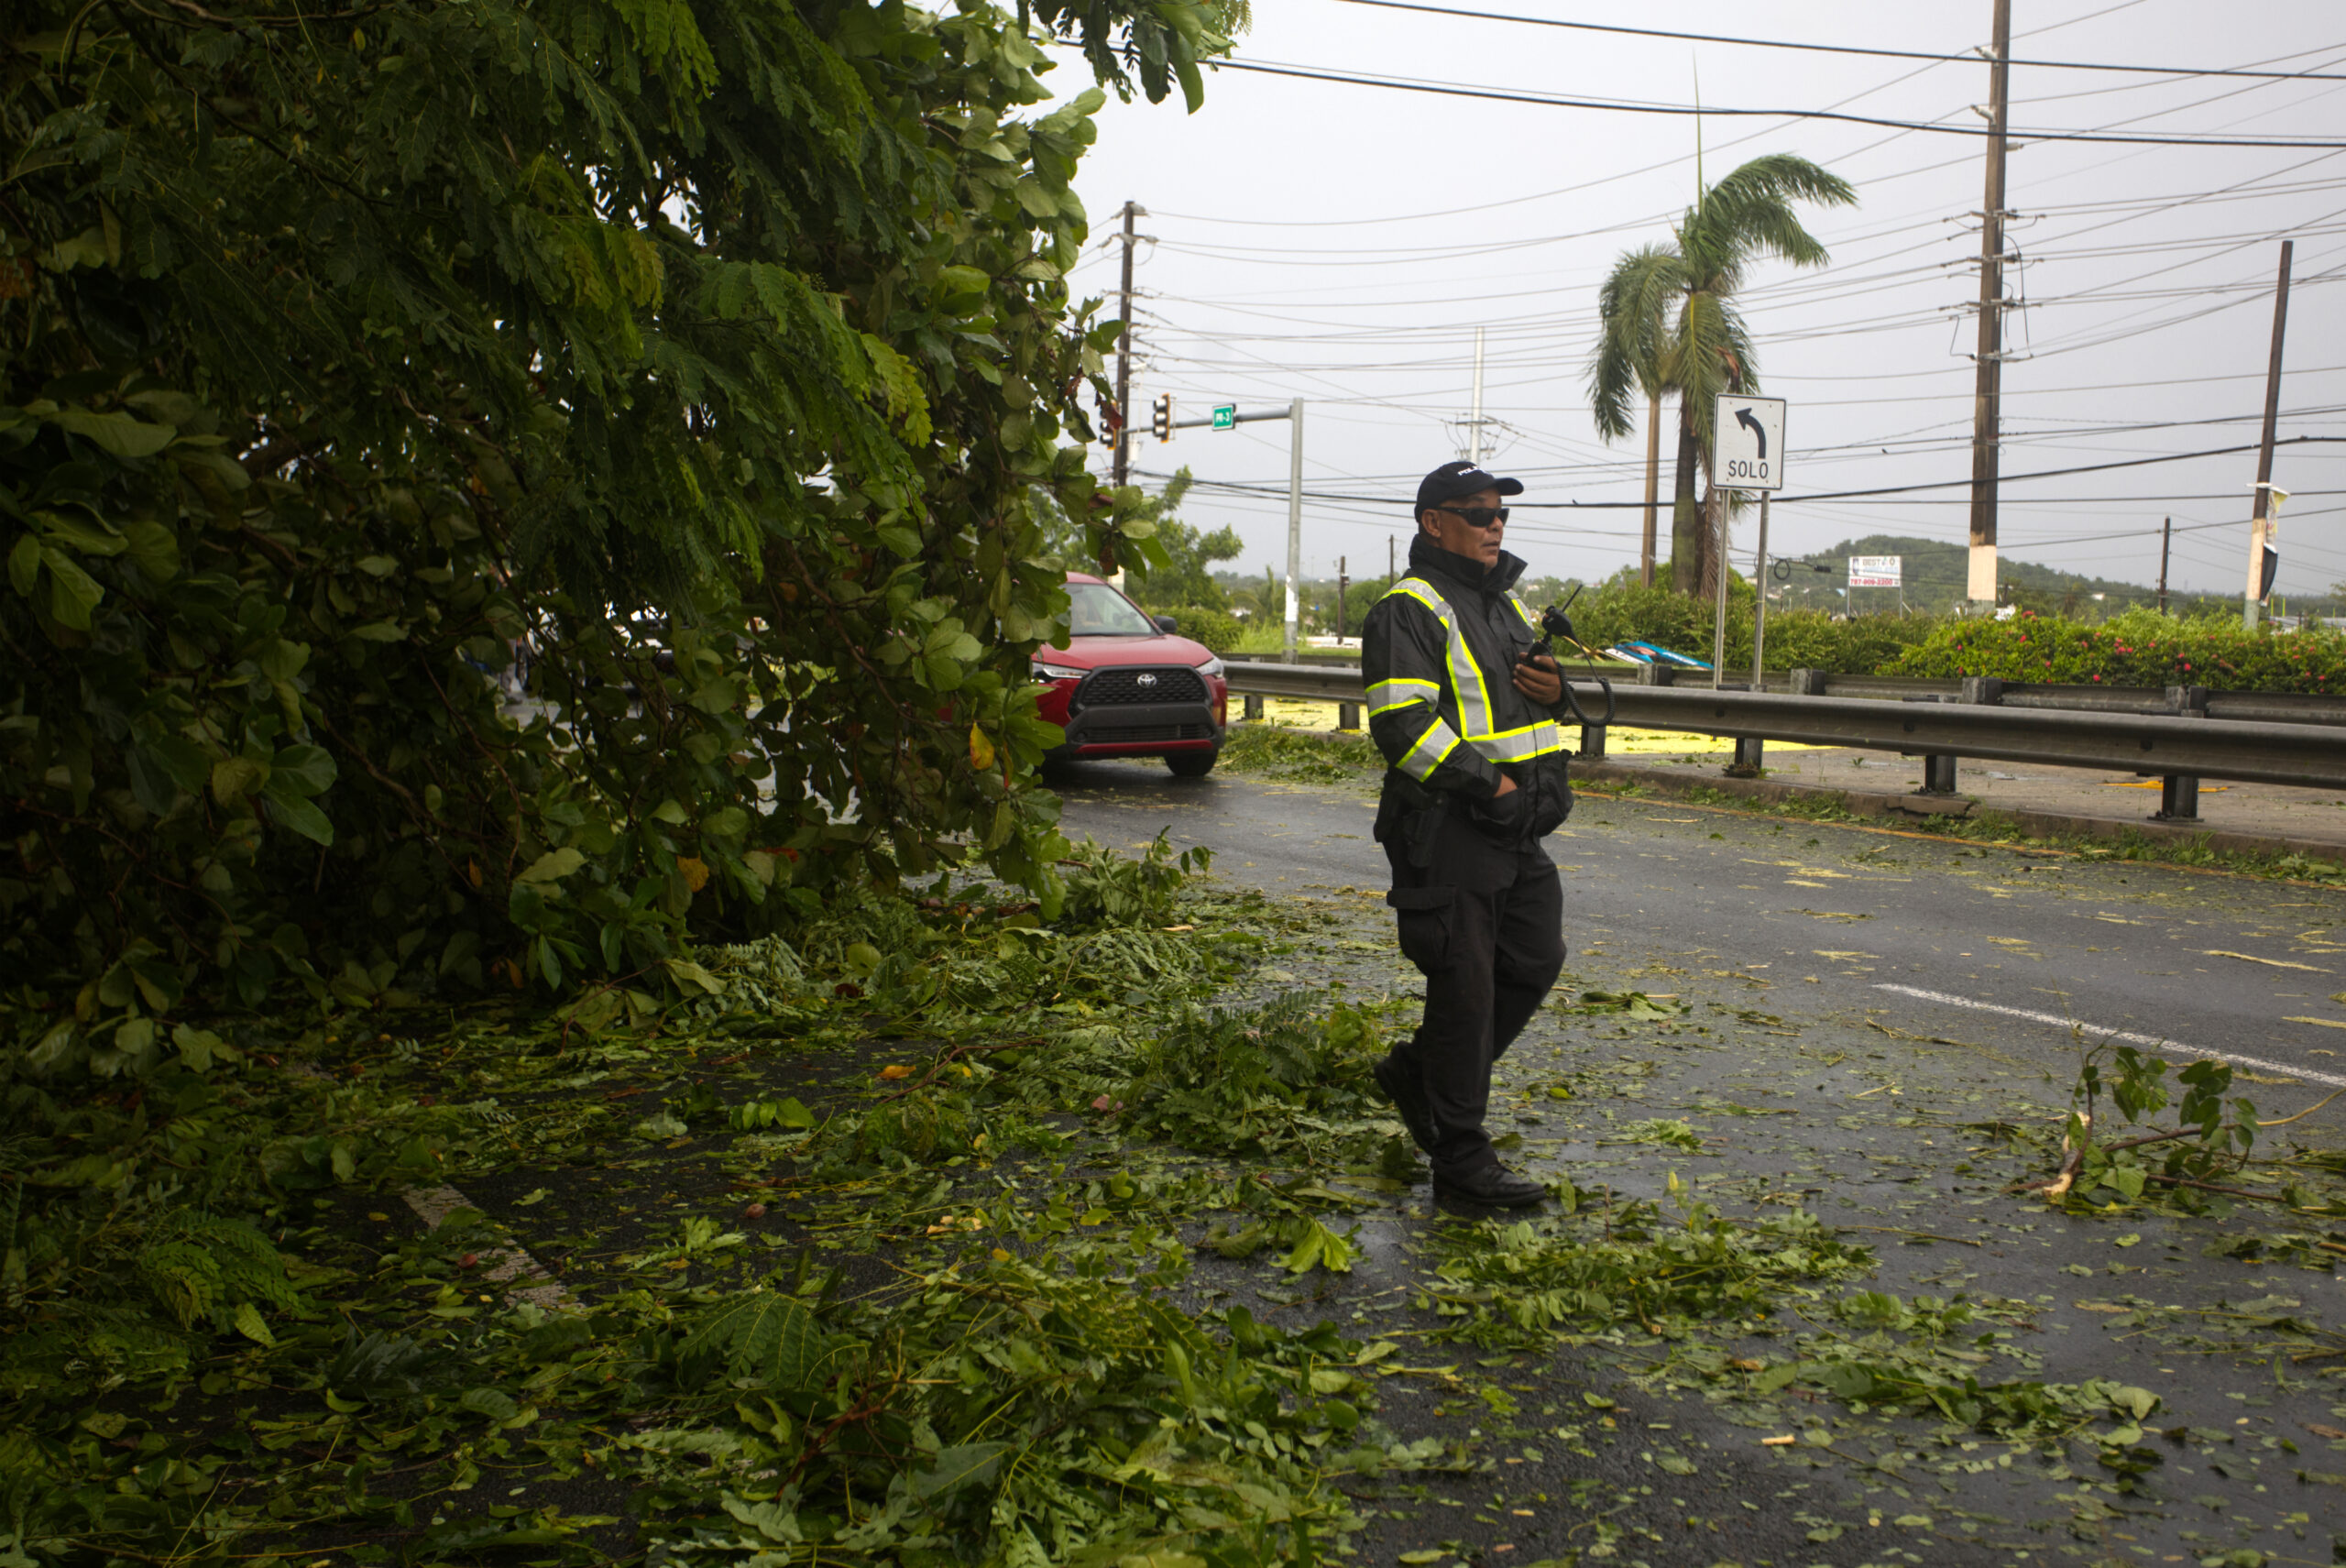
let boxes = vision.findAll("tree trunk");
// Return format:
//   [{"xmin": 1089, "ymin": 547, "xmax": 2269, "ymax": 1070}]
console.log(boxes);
[
  {"xmin": 1670, "ymin": 396, "xmax": 1703, "ymax": 594},
  {"xmin": 1640, "ymin": 392, "xmax": 1661, "ymax": 589}
]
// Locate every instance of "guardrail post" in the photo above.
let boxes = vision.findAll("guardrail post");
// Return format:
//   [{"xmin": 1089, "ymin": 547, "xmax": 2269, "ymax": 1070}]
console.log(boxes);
[
  {"xmin": 1961, "ymin": 676, "xmax": 2005, "ymax": 707},
  {"xmin": 1727, "ymin": 737, "xmax": 1764, "ymax": 778},
  {"xmin": 2154, "ymin": 685, "xmax": 2207, "ymax": 821},
  {"xmin": 1243, "ymin": 693, "xmax": 1264, "ymax": 721},
  {"xmin": 1636, "ymin": 662, "xmax": 1674, "ymax": 687},
  {"xmin": 1578, "ymin": 723, "xmax": 1606, "ymax": 762},
  {"xmin": 1336, "ymin": 701, "xmax": 1360, "ymax": 731},
  {"xmin": 1917, "ymin": 754, "xmax": 1959, "ymax": 795},
  {"xmin": 1790, "ymin": 667, "xmax": 1827, "ymax": 696},
  {"xmin": 2154, "ymin": 773, "xmax": 2200, "ymax": 822}
]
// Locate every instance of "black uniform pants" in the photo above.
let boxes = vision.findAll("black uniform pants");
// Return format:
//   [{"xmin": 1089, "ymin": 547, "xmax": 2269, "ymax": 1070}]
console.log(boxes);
[{"xmin": 1383, "ymin": 806, "xmax": 1565, "ymax": 1179}]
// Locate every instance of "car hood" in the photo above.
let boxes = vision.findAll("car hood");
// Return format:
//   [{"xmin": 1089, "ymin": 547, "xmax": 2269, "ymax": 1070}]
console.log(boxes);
[{"xmin": 1033, "ymin": 635, "xmax": 1215, "ymax": 670}]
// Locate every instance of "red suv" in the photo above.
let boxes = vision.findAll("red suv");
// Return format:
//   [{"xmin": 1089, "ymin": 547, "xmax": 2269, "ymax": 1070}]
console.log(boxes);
[{"xmin": 1033, "ymin": 573, "xmax": 1229, "ymax": 776}]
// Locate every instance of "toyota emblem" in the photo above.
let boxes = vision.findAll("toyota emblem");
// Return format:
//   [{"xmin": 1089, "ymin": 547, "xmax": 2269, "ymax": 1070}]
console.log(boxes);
[{"xmin": 1136, "ymin": 673, "xmax": 1157, "ymax": 686}]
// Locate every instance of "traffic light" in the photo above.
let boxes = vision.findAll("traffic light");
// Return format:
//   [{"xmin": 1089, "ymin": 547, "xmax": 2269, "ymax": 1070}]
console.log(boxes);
[{"xmin": 1152, "ymin": 393, "xmax": 1173, "ymax": 443}]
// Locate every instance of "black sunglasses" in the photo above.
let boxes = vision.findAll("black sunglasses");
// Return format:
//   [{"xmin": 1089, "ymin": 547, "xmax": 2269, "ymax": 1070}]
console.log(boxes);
[{"xmin": 1432, "ymin": 504, "xmax": 1509, "ymax": 529}]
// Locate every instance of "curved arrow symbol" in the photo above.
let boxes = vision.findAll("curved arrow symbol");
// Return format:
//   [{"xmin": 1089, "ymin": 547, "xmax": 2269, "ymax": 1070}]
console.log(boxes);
[{"xmin": 1735, "ymin": 406, "xmax": 1768, "ymax": 461}]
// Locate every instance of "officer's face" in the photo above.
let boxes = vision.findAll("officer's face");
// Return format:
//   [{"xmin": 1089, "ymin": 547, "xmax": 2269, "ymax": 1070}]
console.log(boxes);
[{"xmin": 1420, "ymin": 487, "xmax": 1507, "ymax": 567}]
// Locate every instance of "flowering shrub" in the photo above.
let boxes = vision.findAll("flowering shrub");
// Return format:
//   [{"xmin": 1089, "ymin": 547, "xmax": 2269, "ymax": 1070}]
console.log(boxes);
[{"xmin": 1884, "ymin": 608, "xmax": 2346, "ymax": 693}]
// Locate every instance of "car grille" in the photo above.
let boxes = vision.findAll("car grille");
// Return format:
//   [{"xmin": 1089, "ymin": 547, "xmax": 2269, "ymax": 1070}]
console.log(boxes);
[
  {"xmin": 1080, "ymin": 666, "xmax": 1207, "ymax": 706},
  {"xmin": 1087, "ymin": 722, "xmax": 1215, "ymax": 743}
]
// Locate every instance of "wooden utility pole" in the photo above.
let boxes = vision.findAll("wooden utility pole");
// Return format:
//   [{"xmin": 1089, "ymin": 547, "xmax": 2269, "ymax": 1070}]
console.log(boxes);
[
  {"xmin": 1641, "ymin": 394, "xmax": 1661, "ymax": 588},
  {"xmin": 2244, "ymin": 239, "xmax": 2293, "ymax": 628},
  {"xmin": 1110, "ymin": 200, "xmax": 1142, "ymax": 493},
  {"xmin": 2158, "ymin": 517, "xmax": 2172, "ymax": 614},
  {"xmin": 1967, "ymin": 0, "xmax": 2013, "ymax": 605}
]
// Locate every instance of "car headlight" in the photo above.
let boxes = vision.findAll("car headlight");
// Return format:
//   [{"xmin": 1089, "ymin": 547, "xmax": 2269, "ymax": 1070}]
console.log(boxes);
[
  {"xmin": 1032, "ymin": 662, "xmax": 1085, "ymax": 681},
  {"xmin": 1195, "ymin": 656, "xmax": 1225, "ymax": 677}
]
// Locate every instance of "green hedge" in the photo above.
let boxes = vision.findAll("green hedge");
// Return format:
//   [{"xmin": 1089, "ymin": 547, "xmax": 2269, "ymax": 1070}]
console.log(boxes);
[
  {"xmin": 1570, "ymin": 581, "xmax": 1936, "ymax": 675},
  {"xmin": 1155, "ymin": 604, "xmax": 1244, "ymax": 652},
  {"xmin": 1883, "ymin": 608, "xmax": 2346, "ymax": 693}
]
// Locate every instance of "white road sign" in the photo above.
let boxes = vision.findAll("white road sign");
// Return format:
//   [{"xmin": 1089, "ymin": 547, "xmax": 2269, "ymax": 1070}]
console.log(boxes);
[
  {"xmin": 1712, "ymin": 394, "xmax": 1788, "ymax": 492},
  {"xmin": 1848, "ymin": 555, "xmax": 1902, "ymax": 588}
]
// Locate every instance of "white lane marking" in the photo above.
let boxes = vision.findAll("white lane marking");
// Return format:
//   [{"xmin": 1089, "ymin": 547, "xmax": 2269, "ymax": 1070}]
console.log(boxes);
[
  {"xmin": 403, "ymin": 1186, "xmax": 574, "ymax": 1310},
  {"xmin": 1872, "ymin": 983, "xmax": 2346, "ymax": 1091}
]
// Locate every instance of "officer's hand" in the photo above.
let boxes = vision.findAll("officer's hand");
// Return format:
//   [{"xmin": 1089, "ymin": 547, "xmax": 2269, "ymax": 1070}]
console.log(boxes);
[
  {"xmin": 1493, "ymin": 774, "xmax": 1518, "ymax": 796},
  {"xmin": 1513, "ymin": 652, "xmax": 1562, "ymax": 706}
]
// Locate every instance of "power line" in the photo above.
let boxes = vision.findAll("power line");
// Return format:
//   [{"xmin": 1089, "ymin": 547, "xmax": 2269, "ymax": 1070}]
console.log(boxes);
[
  {"xmin": 1331, "ymin": 0, "xmax": 2346, "ymax": 82},
  {"xmin": 1140, "ymin": 436, "xmax": 2346, "ymax": 510},
  {"xmin": 1210, "ymin": 59, "xmax": 2346, "ymax": 150}
]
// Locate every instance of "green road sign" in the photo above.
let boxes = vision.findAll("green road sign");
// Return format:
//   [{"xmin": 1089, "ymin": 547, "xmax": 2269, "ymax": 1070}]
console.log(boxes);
[{"xmin": 1211, "ymin": 404, "xmax": 1236, "ymax": 431}]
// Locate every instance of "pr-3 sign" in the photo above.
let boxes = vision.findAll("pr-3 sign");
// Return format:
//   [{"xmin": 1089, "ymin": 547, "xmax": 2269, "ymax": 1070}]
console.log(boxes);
[{"xmin": 1712, "ymin": 395, "xmax": 1788, "ymax": 492}]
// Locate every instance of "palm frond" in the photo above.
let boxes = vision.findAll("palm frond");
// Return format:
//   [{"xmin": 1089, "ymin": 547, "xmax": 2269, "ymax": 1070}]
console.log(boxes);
[{"xmin": 1587, "ymin": 245, "xmax": 1686, "ymax": 441}]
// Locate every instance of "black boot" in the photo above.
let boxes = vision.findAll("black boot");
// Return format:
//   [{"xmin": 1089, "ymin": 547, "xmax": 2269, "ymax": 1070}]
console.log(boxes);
[
  {"xmin": 1373, "ymin": 1055, "xmax": 1437, "ymax": 1156},
  {"xmin": 1433, "ymin": 1165, "xmax": 1547, "ymax": 1209}
]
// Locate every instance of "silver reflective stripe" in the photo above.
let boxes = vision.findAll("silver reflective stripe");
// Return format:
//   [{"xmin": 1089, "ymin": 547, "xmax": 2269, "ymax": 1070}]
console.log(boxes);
[
  {"xmin": 1398, "ymin": 717, "xmax": 1463, "ymax": 780},
  {"xmin": 1366, "ymin": 676, "xmax": 1440, "ymax": 716},
  {"xmin": 1380, "ymin": 576, "xmax": 1571, "ymax": 763},
  {"xmin": 1474, "ymin": 721, "xmax": 1566, "ymax": 762}
]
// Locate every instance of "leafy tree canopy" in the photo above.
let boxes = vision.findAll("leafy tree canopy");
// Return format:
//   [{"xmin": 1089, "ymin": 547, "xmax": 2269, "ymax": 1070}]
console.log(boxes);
[{"xmin": 1, "ymin": 0, "xmax": 1232, "ymax": 1048}]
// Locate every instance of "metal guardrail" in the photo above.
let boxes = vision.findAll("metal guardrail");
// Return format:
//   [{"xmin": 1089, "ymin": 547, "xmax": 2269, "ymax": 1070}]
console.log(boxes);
[{"xmin": 1219, "ymin": 660, "xmax": 2346, "ymax": 795}]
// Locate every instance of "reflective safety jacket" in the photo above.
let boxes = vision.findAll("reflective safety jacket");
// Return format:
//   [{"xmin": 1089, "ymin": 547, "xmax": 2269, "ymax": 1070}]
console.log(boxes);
[{"xmin": 1361, "ymin": 534, "xmax": 1574, "ymax": 840}]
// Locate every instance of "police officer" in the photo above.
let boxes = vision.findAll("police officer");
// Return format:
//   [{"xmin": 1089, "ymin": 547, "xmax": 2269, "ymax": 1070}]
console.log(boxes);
[{"xmin": 1361, "ymin": 460, "xmax": 1574, "ymax": 1208}]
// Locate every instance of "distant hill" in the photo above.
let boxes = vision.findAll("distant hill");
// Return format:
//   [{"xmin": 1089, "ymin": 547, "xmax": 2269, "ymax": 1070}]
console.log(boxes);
[{"xmin": 1777, "ymin": 534, "xmax": 2220, "ymax": 616}]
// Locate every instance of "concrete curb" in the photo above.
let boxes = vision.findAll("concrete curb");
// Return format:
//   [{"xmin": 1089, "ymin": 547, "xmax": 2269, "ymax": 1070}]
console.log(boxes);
[{"xmin": 1567, "ymin": 757, "xmax": 2346, "ymax": 868}]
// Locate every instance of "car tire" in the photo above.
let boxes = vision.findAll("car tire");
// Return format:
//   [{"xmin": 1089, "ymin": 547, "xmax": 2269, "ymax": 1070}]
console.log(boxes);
[{"xmin": 1166, "ymin": 751, "xmax": 1217, "ymax": 779}]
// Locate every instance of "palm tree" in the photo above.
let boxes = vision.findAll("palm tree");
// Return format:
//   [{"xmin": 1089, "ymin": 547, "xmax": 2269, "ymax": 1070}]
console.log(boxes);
[
  {"xmin": 1588, "ymin": 244, "xmax": 1678, "ymax": 588},
  {"xmin": 1587, "ymin": 154, "xmax": 1855, "ymax": 595}
]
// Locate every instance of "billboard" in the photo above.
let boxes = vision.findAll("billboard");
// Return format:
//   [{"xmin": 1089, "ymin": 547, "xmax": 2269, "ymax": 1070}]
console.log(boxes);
[{"xmin": 1847, "ymin": 555, "xmax": 1902, "ymax": 588}]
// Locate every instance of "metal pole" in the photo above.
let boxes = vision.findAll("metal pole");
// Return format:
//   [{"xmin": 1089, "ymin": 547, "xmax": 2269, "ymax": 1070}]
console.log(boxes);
[
  {"xmin": 2158, "ymin": 516, "xmax": 2172, "ymax": 614},
  {"xmin": 2244, "ymin": 239, "xmax": 2293, "ymax": 629},
  {"xmin": 1749, "ymin": 495, "xmax": 1770, "ymax": 689},
  {"xmin": 1711, "ymin": 494, "xmax": 1731, "ymax": 689},
  {"xmin": 1337, "ymin": 556, "xmax": 1349, "ymax": 642},
  {"xmin": 1284, "ymin": 398, "xmax": 1304, "ymax": 663},
  {"xmin": 1966, "ymin": 0, "xmax": 2012, "ymax": 604}
]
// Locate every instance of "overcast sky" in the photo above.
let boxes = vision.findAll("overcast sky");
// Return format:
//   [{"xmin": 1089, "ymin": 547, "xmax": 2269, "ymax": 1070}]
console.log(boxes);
[{"xmin": 1045, "ymin": 0, "xmax": 2346, "ymax": 601}]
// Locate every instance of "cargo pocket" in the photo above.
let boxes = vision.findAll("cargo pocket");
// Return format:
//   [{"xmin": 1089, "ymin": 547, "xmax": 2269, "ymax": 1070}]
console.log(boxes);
[{"xmin": 1387, "ymin": 884, "xmax": 1457, "ymax": 973}]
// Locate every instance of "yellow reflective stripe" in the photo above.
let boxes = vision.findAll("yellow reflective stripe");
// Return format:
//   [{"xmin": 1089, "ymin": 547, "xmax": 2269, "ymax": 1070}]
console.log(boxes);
[
  {"xmin": 1387, "ymin": 576, "xmax": 1499, "ymax": 740},
  {"xmin": 1366, "ymin": 677, "xmax": 1439, "ymax": 710},
  {"xmin": 1371, "ymin": 697, "xmax": 1430, "ymax": 717},
  {"xmin": 1464, "ymin": 721, "xmax": 1568, "ymax": 762},
  {"xmin": 1510, "ymin": 596, "xmax": 1540, "ymax": 628},
  {"xmin": 1398, "ymin": 718, "xmax": 1462, "ymax": 781},
  {"xmin": 1382, "ymin": 579, "xmax": 1448, "ymax": 622}
]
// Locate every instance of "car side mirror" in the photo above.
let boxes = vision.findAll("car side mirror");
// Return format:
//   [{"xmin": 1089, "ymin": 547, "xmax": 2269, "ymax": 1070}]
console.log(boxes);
[{"xmin": 1152, "ymin": 615, "xmax": 1178, "ymax": 633}]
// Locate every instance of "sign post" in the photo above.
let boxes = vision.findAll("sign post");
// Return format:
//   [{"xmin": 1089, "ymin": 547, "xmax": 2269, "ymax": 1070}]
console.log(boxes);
[
  {"xmin": 1168, "ymin": 400, "xmax": 1304, "ymax": 658},
  {"xmin": 1710, "ymin": 395, "xmax": 1789, "ymax": 692}
]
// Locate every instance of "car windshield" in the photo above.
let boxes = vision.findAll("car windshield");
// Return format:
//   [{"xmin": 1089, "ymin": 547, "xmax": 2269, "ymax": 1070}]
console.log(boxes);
[{"xmin": 1064, "ymin": 582, "xmax": 1158, "ymax": 637}]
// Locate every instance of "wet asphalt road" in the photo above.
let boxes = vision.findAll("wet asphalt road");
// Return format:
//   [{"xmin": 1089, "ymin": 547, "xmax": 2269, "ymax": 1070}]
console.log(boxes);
[
  {"xmin": 1051, "ymin": 756, "xmax": 2346, "ymax": 1115},
  {"xmin": 1048, "ymin": 754, "xmax": 2346, "ymax": 1567}
]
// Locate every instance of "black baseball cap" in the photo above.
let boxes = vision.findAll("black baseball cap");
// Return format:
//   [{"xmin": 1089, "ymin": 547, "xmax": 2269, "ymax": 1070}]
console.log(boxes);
[{"xmin": 1415, "ymin": 460, "xmax": 1524, "ymax": 515}]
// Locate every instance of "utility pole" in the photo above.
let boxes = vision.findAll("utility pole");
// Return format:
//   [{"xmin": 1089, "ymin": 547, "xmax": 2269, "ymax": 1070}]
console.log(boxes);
[
  {"xmin": 1387, "ymin": 533, "xmax": 1396, "ymax": 590},
  {"xmin": 2158, "ymin": 516, "xmax": 2172, "ymax": 614},
  {"xmin": 1285, "ymin": 398, "xmax": 1305, "ymax": 662},
  {"xmin": 1337, "ymin": 556, "xmax": 1350, "ymax": 642},
  {"xmin": 2244, "ymin": 239, "xmax": 2293, "ymax": 629},
  {"xmin": 1966, "ymin": 0, "xmax": 2012, "ymax": 606},
  {"xmin": 1749, "ymin": 497, "xmax": 1770, "ymax": 688},
  {"xmin": 1469, "ymin": 328, "xmax": 1485, "ymax": 466},
  {"xmin": 1640, "ymin": 395, "xmax": 1661, "ymax": 588},
  {"xmin": 1110, "ymin": 201, "xmax": 1143, "ymax": 494}
]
